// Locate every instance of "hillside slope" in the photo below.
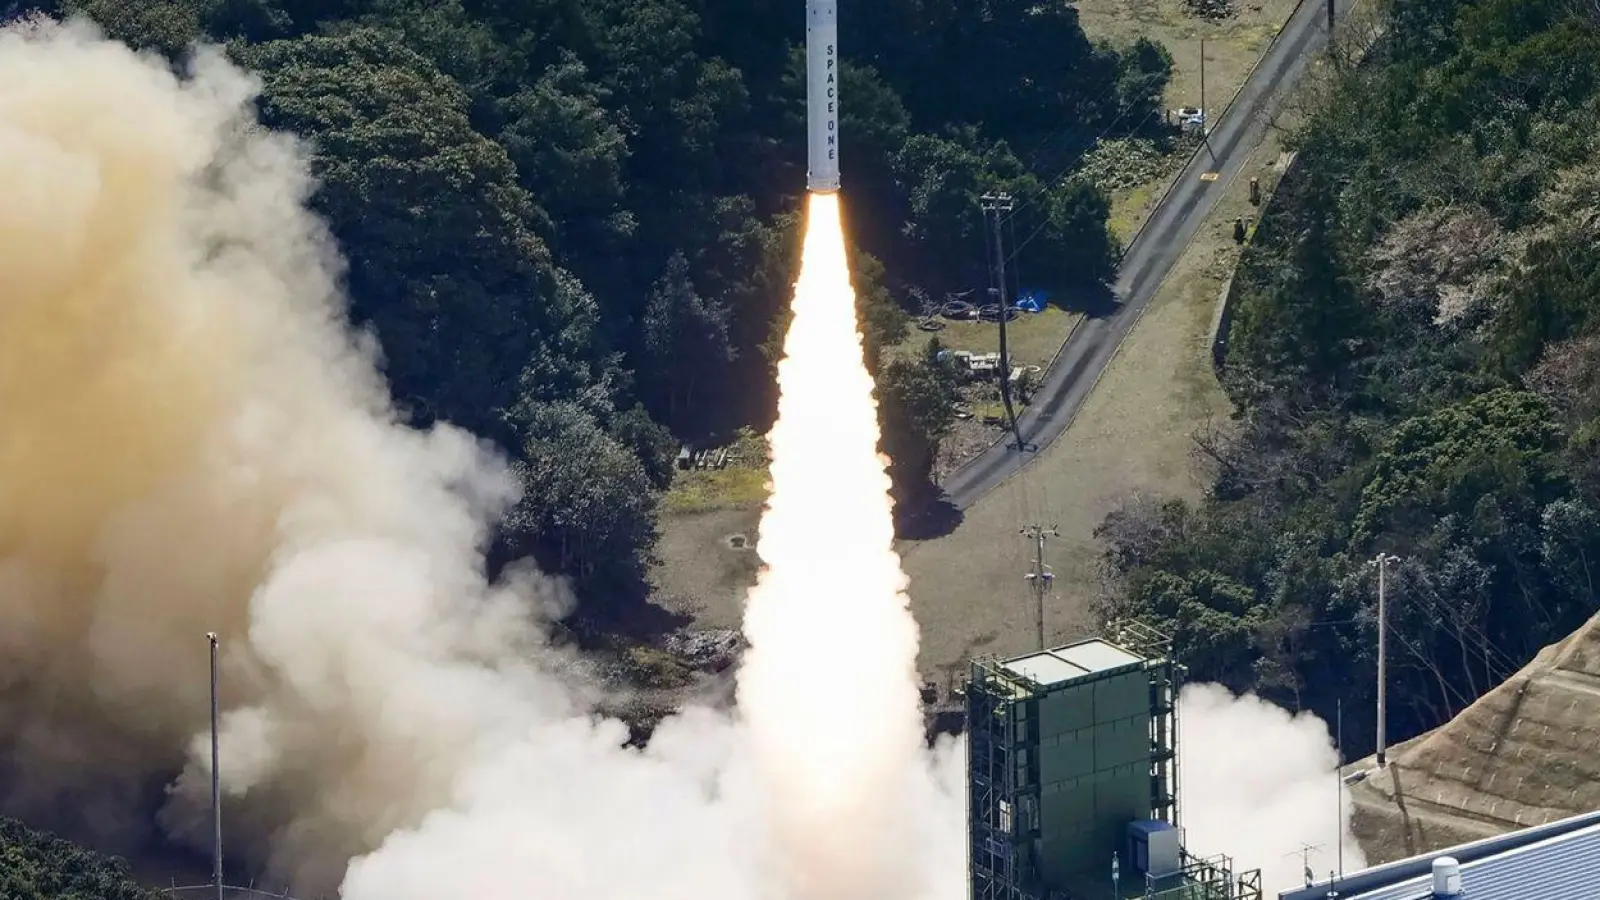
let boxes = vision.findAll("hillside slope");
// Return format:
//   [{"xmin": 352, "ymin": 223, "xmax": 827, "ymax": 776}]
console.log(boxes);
[{"xmin": 1349, "ymin": 609, "xmax": 1600, "ymax": 863}]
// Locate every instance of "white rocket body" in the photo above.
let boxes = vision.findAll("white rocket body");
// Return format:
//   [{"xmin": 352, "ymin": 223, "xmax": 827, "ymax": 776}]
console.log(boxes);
[{"xmin": 806, "ymin": 0, "xmax": 840, "ymax": 193}]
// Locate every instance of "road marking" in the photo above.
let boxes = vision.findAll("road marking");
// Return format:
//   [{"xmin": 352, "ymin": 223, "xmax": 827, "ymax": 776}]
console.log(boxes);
[{"xmin": 1200, "ymin": 172, "xmax": 1220, "ymax": 182}]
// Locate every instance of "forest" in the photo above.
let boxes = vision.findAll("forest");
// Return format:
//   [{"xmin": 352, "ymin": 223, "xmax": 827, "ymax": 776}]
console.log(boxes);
[
  {"xmin": 5, "ymin": 0, "xmax": 1173, "ymax": 616},
  {"xmin": 0, "ymin": 817, "xmax": 157, "ymax": 900},
  {"xmin": 1096, "ymin": 0, "xmax": 1600, "ymax": 757}
]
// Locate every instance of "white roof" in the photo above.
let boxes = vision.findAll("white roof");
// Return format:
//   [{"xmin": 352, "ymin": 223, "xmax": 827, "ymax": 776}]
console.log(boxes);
[{"xmin": 998, "ymin": 639, "xmax": 1144, "ymax": 687}]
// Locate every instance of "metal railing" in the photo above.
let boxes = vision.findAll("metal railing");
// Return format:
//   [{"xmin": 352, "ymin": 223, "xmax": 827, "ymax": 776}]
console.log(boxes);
[{"xmin": 159, "ymin": 882, "xmax": 317, "ymax": 900}]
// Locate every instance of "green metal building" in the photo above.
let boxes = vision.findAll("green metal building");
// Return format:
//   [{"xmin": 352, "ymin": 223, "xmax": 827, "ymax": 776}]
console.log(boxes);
[{"xmin": 965, "ymin": 625, "xmax": 1261, "ymax": 900}]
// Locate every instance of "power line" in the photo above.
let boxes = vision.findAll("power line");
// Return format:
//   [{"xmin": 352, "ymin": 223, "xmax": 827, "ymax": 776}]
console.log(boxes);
[
  {"xmin": 999, "ymin": 80, "xmax": 1169, "ymax": 236},
  {"xmin": 1014, "ymin": 67, "xmax": 1171, "ymax": 175},
  {"xmin": 1006, "ymin": 105, "xmax": 1163, "ymax": 264}
]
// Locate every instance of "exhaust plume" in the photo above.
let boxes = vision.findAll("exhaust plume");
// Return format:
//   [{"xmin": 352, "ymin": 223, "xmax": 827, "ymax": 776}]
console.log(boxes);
[
  {"xmin": 0, "ymin": 17, "xmax": 1360, "ymax": 900},
  {"xmin": 736, "ymin": 191, "xmax": 939, "ymax": 900},
  {"xmin": 0, "ymin": 17, "xmax": 965, "ymax": 899},
  {"xmin": 1178, "ymin": 684, "xmax": 1368, "ymax": 895}
]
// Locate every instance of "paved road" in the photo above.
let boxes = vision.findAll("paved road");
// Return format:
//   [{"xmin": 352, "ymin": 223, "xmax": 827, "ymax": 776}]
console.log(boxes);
[{"xmin": 941, "ymin": 0, "xmax": 1334, "ymax": 510}]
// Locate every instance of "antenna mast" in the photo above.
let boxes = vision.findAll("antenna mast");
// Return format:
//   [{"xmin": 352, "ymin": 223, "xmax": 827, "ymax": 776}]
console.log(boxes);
[{"xmin": 1287, "ymin": 843, "xmax": 1325, "ymax": 888}]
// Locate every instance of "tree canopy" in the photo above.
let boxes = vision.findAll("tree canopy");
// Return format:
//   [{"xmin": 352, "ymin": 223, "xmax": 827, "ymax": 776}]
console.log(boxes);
[
  {"xmin": 0, "ymin": 818, "xmax": 156, "ymax": 900},
  {"xmin": 1098, "ymin": 0, "xmax": 1600, "ymax": 754},
  {"xmin": 37, "ymin": 0, "xmax": 1169, "ymax": 612}
]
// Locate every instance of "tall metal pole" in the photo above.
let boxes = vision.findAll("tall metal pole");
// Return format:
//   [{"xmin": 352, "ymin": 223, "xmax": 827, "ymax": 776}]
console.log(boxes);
[
  {"xmin": 208, "ymin": 631, "xmax": 223, "ymax": 900},
  {"xmin": 980, "ymin": 192, "xmax": 1021, "ymax": 451},
  {"xmin": 1374, "ymin": 554, "xmax": 1398, "ymax": 768},
  {"xmin": 1199, "ymin": 38, "xmax": 1207, "ymax": 135},
  {"xmin": 1022, "ymin": 525, "xmax": 1058, "ymax": 651},
  {"xmin": 1336, "ymin": 698, "xmax": 1344, "ymax": 879}
]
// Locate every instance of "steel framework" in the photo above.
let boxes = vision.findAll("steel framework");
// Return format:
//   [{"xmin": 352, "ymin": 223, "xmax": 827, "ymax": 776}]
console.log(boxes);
[
  {"xmin": 161, "ymin": 884, "xmax": 310, "ymax": 900},
  {"xmin": 1110, "ymin": 620, "xmax": 1182, "ymax": 830},
  {"xmin": 968, "ymin": 660, "xmax": 1034, "ymax": 900},
  {"xmin": 967, "ymin": 625, "xmax": 1264, "ymax": 900}
]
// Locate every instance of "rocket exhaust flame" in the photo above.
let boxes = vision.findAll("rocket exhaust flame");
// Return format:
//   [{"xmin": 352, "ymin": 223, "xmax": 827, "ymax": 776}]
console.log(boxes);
[{"xmin": 736, "ymin": 192, "xmax": 927, "ymax": 899}]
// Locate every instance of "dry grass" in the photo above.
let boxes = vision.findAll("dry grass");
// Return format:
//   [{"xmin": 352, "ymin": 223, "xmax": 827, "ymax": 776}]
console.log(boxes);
[
  {"xmin": 1075, "ymin": 0, "xmax": 1304, "ymax": 115},
  {"xmin": 660, "ymin": 429, "xmax": 770, "ymax": 515},
  {"xmin": 661, "ymin": 467, "xmax": 769, "ymax": 515},
  {"xmin": 899, "ymin": 131, "xmax": 1289, "ymax": 689},
  {"xmin": 1109, "ymin": 181, "xmax": 1160, "ymax": 246},
  {"xmin": 650, "ymin": 506, "xmax": 762, "ymax": 629},
  {"xmin": 897, "ymin": 306, "xmax": 1081, "ymax": 370}
]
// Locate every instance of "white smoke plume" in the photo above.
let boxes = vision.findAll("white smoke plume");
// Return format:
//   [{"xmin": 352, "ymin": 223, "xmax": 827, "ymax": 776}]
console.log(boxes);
[
  {"xmin": 0, "ymin": 16, "xmax": 967, "ymax": 900},
  {"xmin": 1178, "ymin": 684, "xmax": 1368, "ymax": 896},
  {"xmin": 0, "ymin": 15, "xmax": 1373, "ymax": 900}
]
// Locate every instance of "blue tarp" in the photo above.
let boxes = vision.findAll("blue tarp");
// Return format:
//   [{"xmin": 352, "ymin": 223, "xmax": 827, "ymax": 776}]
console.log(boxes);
[{"xmin": 1015, "ymin": 289, "xmax": 1049, "ymax": 312}]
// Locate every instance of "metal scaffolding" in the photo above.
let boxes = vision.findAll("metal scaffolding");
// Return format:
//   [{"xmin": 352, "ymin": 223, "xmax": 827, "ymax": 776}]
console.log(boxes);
[
  {"xmin": 968, "ymin": 660, "xmax": 1035, "ymax": 900},
  {"xmin": 1111, "ymin": 620, "xmax": 1182, "ymax": 830}
]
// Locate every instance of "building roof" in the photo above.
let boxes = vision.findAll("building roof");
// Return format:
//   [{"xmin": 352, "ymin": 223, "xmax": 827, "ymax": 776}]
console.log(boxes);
[
  {"xmin": 998, "ymin": 639, "xmax": 1144, "ymax": 687},
  {"xmin": 1278, "ymin": 809, "xmax": 1600, "ymax": 900}
]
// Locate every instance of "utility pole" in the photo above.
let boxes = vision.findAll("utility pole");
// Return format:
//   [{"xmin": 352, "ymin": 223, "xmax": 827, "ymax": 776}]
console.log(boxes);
[
  {"xmin": 980, "ymin": 192, "xmax": 1022, "ymax": 451},
  {"xmin": 208, "ymin": 632, "xmax": 223, "ymax": 900},
  {"xmin": 1022, "ymin": 524, "xmax": 1059, "ymax": 651},
  {"xmin": 1199, "ymin": 38, "xmax": 1207, "ymax": 135},
  {"xmin": 1327, "ymin": 0, "xmax": 1335, "ymax": 32},
  {"xmin": 1373, "ymin": 553, "xmax": 1399, "ymax": 768},
  {"xmin": 1337, "ymin": 698, "xmax": 1344, "ymax": 878}
]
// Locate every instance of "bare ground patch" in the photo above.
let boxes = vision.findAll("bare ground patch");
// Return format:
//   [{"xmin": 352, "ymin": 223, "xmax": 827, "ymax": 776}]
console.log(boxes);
[
  {"xmin": 650, "ymin": 507, "xmax": 763, "ymax": 629},
  {"xmin": 900, "ymin": 132, "xmax": 1289, "ymax": 690},
  {"xmin": 1075, "ymin": 0, "xmax": 1302, "ymax": 116}
]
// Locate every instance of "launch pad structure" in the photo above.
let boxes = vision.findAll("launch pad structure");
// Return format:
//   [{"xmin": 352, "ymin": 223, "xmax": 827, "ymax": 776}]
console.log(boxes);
[{"xmin": 965, "ymin": 622, "xmax": 1262, "ymax": 900}]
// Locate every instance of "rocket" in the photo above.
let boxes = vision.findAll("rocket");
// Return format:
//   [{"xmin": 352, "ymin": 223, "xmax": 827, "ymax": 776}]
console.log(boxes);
[{"xmin": 806, "ymin": 0, "xmax": 840, "ymax": 193}]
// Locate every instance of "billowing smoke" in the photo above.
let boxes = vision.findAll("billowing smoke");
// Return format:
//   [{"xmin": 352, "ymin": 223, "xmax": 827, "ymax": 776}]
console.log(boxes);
[
  {"xmin": 0, "ymin": 12, "xmax": 598, "ymax": 889},
  {"xmin": 1178, "ymin": 684, "xmax": 1368, "ymax": 896},
  {"xmin": 0, "ymin": 17, "xmax": 966, "ymax": 899},
  {"xmin": 0, "ymin": 16, "xmax": 1372, "ymax": 900}
]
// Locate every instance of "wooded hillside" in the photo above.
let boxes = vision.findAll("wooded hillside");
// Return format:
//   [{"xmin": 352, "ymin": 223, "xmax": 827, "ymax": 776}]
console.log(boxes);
[
  {"xmin": 0, "ymin": 818, "xmax": 156, "ymax": 900},
  {"xmin": 1097, "ymin": 0, "xmax": 1600, "ymax": 756}
]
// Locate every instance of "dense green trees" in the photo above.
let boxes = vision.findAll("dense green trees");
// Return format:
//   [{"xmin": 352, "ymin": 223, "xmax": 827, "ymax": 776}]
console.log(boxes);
[
  {"xmin": 0, "ymin": 818, "xmax": 156, "ymax": 900},
  {"xmin": 877, "ymin": 339, "xmax": 963, "ymax": 506},
  {"xmin": 41, "ymin": 0, "xmax": 1170, "ymax": 612},
  {"xmin": 1099, "ymin": 0, "xmax": 1600, "ymax": 751}
]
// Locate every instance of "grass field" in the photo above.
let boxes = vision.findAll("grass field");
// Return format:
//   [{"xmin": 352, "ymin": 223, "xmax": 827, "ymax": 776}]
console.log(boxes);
[
  {"xmin": 899, "ymin": 130, "xmax": 1290, "ymax": 691},
  {"xmin": 648, "ymin": 0, "xmax": 1303, "ymax": 644},
  {"xmin": 1078, "ymin": 0, "xmax": 1303, "ymax": 115},
  {"xmin": 906, "ymin": 306, "xmax": 1081, "ymax": 370}
]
